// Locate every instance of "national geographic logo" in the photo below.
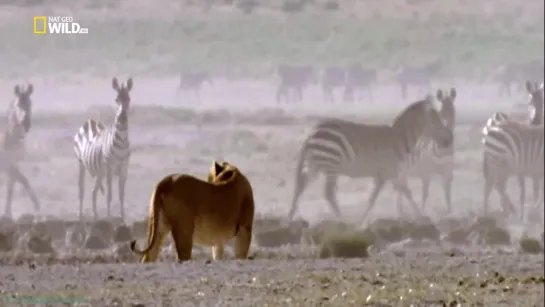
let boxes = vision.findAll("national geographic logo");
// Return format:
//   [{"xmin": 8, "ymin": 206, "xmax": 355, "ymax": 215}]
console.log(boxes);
[{"xmin": 33, "ymin": 16, "xmax": 88, "ymax": 35}]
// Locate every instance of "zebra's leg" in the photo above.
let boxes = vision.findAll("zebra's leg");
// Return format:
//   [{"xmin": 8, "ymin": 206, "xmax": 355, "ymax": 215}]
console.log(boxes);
[
  {"xmin": 275, "ymin": 85, "xmax": 285, "ymax": 104},
  {"xmin": 393, "ymin": 180, "xmax": 423, "ymax": 219},
  {"xmin": 343, "ymin": 87, "xmax": 354, "ymax": 103},
  {"xmin": 91, "ymin": 176, "xmax": 102, "ymax": 220},
  {"xmin": 5, "ymin": 172, "xmax": 15, "ymax": 218},
  {"xmin": 324, "ymin": 174, "xmax": 341, "ymax": 218},
  {"xmin": 288, "ymin": 168, "xmax": 318, "ymax": 220},
  {"xmin": 441, "ymin": 170, "xmax": 454, "ymax": 213},
  {"xmin": 118, "ymin": 170, "xmax": 127, "ymax": 222},
  {"xmin": 367, "ymin": 86, "xmax": 373, "ymax": 103},
  {"xmin": 106, "ymin": 168, "xmax": 113, "ymax": 218},
  {"xmin": 483, "ymin": 176, "xmax": 494, "ymax": 215},
  {"xmin": 517, "ymin": 175, "xmax": 526, "ymax": 211},
  {"xmin": 400, "ymin": 83, "xmax": 407, "ymax": 100},
  {"xmin": 531, "ymin": 176, "xmax": 541, "ymax": 203},
  {"xmin": 296, "ymin": 87, "xmax": 303, "ymax": 103},
  {"xmin": 496, "ymin": 178, "xmax": 516, "ymax": 215},
  {"xmin": 358, "ymin": 177, "xmax": 386, "ymax": 226},
  {"xmin": 9, "ymin": 166, "xmax": 41, "ymax": 216},
  {"xmin": 420, "ymin": 174, "xmax": 431, "ymax": 211},
  {"xmin": 78, "ymin": 161, "xmax": 85, "ymax": 221}
]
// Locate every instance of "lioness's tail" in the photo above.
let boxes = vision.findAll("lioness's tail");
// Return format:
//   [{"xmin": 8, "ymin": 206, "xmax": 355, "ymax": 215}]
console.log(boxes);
[{"xmin": 129, "ymin": 176, "xmax": 173, "ymax": 256}]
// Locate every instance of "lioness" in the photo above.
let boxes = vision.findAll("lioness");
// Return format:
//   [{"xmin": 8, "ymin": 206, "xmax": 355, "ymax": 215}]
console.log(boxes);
[{"xmin": 130, "ymin": 161, "xmax": 255, "ymax": 262}]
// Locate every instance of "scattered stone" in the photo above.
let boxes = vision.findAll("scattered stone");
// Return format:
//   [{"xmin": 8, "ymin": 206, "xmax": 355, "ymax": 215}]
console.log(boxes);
[
  {"xmin": 114, "ymin": 243, "xmax": 133, "ymax": 261},
  {"xmin": 65, "ymin": 224, "xmax": 87, "ymax": 248},
  {"xmin": 89, "ymin": 219, "xmax": 115, "ymax": 243},
  {"xmin": 319, "ymin": 230, "xmax": 371, "ymax": 259},
  {"xmin": 27, "ymin": 235, "xmax": 54, "ymax": 254},
  {"xmin": 17, "ymin": 214, "xmax": 35, "ymax": 225},
  {"xmin": 131, "ymin": 220, "xmax": 148, "ymax": 239},
  {"xmin": 443, "ymin": 228, "xmax": 471, "ymax": 245},
  {"xmin": 113, "ymin": 225, "xmax": 132, "ymax": 243},
  {"xmin": 0, "ymin": 229, "xmax": 15, "ymax": 252},
  {"xmin": 519, "ymin": 237, "xmax": 543, "ymax": 254},
  {"xmin": 84, "ymin": 235, "xmax": 109, "ymax": 250},
  {"xmin": 254, "ymin": 226, "xmax": 301, "ymax": 248}
]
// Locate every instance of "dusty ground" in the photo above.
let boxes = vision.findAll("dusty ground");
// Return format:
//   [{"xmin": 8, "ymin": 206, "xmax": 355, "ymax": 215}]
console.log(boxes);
[
  {"xmin": 0, "ymin": 78, "xmax": 542, "ymax": 306},
  {"xmin": 0, "ymin": 0, "xmax": 543, "ymax": 305}
]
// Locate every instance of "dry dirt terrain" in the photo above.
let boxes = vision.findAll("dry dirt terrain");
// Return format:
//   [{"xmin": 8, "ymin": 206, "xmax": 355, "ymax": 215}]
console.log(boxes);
[{"xmin": 0, "ymin": 0, "xmax": 544, "ymax": 305}]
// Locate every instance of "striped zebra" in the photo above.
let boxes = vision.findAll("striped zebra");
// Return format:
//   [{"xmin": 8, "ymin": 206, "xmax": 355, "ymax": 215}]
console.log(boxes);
[
  {"xmin": 395, "ymin": 60, "xmax": 442, "ymax": 101},
  {"xmin": 276, "ymin": 65, "xmax": 315, "ymax": 104},
  {"xmin": 73, "ymin": 77, "xmax": 133, "ymax": 221},
  {"xmin": 177, "ymin": 71, "xmax": 212, "ymax": 103},
  {"xmin": 2, "ymin": 84, "xmax": 41, "ymax": 217},
  {"xmin": 321, "ymin": 66, "xmax": 346, "ymax": 103},
  {"xmin": 396, "ymin": 88, "xmax": 457, "ymax": 213},
  {"xmin": 343, "ymin": 64, "xmax": 376, "ymax": 103},
  {"xmin": 481, "ymin": 118, "xmax": 544, "ymax": 216},
  {"xmin": 287, "ymin": 95, "xmax": 454, "ymax": 224},
  {"xmin": 482, "ymin": 81, "xmax": 544, "ymax": 216}
]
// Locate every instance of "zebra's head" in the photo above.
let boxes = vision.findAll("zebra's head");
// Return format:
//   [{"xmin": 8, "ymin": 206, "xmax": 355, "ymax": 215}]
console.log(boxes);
[
  {"xmin": 13, "ymin": 83, "xmax": 34, "ymax": 133},
  {"xmin": 112, "ymin": 77, "xmax": 133, "ymax": 110},
  {"xmin": 436, "ymin": 88, "xmax": 457, "ymax": 130},
  {"xmin": 525, "ymin": 80, "xmax": 544, "ymax": 125},
  {"xmin": 393, "ymin": 95, "xmax": 453, "ymax": 150}
]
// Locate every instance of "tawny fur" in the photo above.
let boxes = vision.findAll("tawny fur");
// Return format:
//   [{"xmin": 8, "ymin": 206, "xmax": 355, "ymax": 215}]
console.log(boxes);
[{"xmin": 130, "ymin": 161, "xmax": 255, "ymax": 263}]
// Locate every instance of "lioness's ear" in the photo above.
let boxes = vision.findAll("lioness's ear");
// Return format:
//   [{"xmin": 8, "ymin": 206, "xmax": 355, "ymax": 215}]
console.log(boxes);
[{"xmin": 213, "ymin": 161, "xmax": 223, "ymax": 177}]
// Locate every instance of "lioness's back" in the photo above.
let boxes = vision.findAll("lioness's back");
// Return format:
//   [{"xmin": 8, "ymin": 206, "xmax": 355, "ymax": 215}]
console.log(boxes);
[{"xmin": 168, "ymin": 169, "xmax": 254, "ymax": 246}]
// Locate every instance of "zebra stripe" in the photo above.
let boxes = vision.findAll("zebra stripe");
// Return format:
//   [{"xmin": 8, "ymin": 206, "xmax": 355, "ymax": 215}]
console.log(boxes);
[
  {"xmin": 482, "ymin": 81, "xmax": 544, "ymax": 216},
  {"xmin": 288, "ymin": 95, "xmax": 454, "ymax": 224},
  {"xmin": 73, "ymin": 77, "xmax": 133, "ymax": 221},
  {"xmin": 396, "ymin": 88, "xmax": 457, "ymax": 213},
  {"xmin": 482, "ymin": 117, "xmax": 544, "ymax": 216}
]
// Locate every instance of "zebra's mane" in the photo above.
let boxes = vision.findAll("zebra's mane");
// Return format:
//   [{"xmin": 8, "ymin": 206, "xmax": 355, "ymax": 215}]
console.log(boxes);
[{"xmin": 392, "ymin": 98, "xmax": 433, "ymax": 128}]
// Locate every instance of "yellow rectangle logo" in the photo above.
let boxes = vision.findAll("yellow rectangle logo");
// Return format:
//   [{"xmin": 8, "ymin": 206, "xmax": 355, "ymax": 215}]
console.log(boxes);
[{"xmin": 33, "ymin": 16, "xmax": 47, "ymax": 34}]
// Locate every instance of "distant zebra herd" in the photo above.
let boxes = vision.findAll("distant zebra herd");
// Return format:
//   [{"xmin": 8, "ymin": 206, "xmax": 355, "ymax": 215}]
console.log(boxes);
[
  {"xmin": 1, "ymin": 77, "xmax": 543, "ymax": 226},
  {"xmin": 176, "ymin": 61, "xmax": 544, "ymax": 104}
]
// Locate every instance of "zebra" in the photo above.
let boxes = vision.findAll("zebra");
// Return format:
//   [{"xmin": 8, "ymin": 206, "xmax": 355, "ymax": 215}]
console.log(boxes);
[
  {"xmin": 177, "ymin": 71, "xmax": 213, "ymax": 103},
  {"xmin": 396, "ymin": 88, "xmax": 457, "ymax": 214},
  {"xmin": 482, "ymin": 81, "xmax": 544, "ymax": 216},
  {"xmin": 481, "ymin": 115, "xmax": 544, "ymax": 217},
  {"xmin": 395, "ymin": 60, "xmax": 442, "ymax": 101},
  {"xmin": 287, "ymin": 95, "xmax": 454, "ymax": 224},
  {"xmin": 73, "ymin": 77, "xmax": 133, "ymax": 221},
  {"xmin": 276, "ymin": 65, "xmax": 315, "ymax": 104},
  {"xmin": 321, "ymin": 66, "xmax": 346, "ymax": 103},
  {"xmin": 343, "ymin": 64, "xmax": 377, "ymax": 103},
  {"xmin": 2, "ymin": 84, "xmax": 41, "ymax": 218}
]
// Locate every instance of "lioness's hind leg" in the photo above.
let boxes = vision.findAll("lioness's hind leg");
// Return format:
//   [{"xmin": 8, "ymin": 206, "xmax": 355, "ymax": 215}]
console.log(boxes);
[
  {"xmin": 171, "ymin": 225, "xmax": 194, "ymax": 262},
  {"xmin": 212, "ymin": 244, "xmax": 224, "ymax": 260},
  {"xmin": 234, "ymin": 224, "xmax": 252, "ymax": 259}
]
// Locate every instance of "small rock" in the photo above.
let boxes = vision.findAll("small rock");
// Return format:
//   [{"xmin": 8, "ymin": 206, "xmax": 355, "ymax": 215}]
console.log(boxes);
[
  {"xmin": 114, "ymin": 243, "xmax": 133, "ymax": 260},
  {"xmin": 65, "ymin": 224, "xmax": 87, "ymax": 248},
  {"xmin": 0, "ymin": 230, "xmax": 15, "ymax": 252},
  {"xmin": 89, "ymin": 219, "xmax": 115, "ymax": 242},
  {"xmin": 131, "ymin": 220, "xmax": 148, "ymax": 239},
  {"xmin": 84, "ymin": 235, "xmax": 108, "ymax": 250},
  {"xmin": 27, "ymin": 235, "xmax": 54, "ymax": 254},
  {"xmin": 113, "ymin": 225, "xmax": 132, "ymax": 243},
  {"xmin": 17, "ymin": 214, "xmax": 35, "ymax": 225}
]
